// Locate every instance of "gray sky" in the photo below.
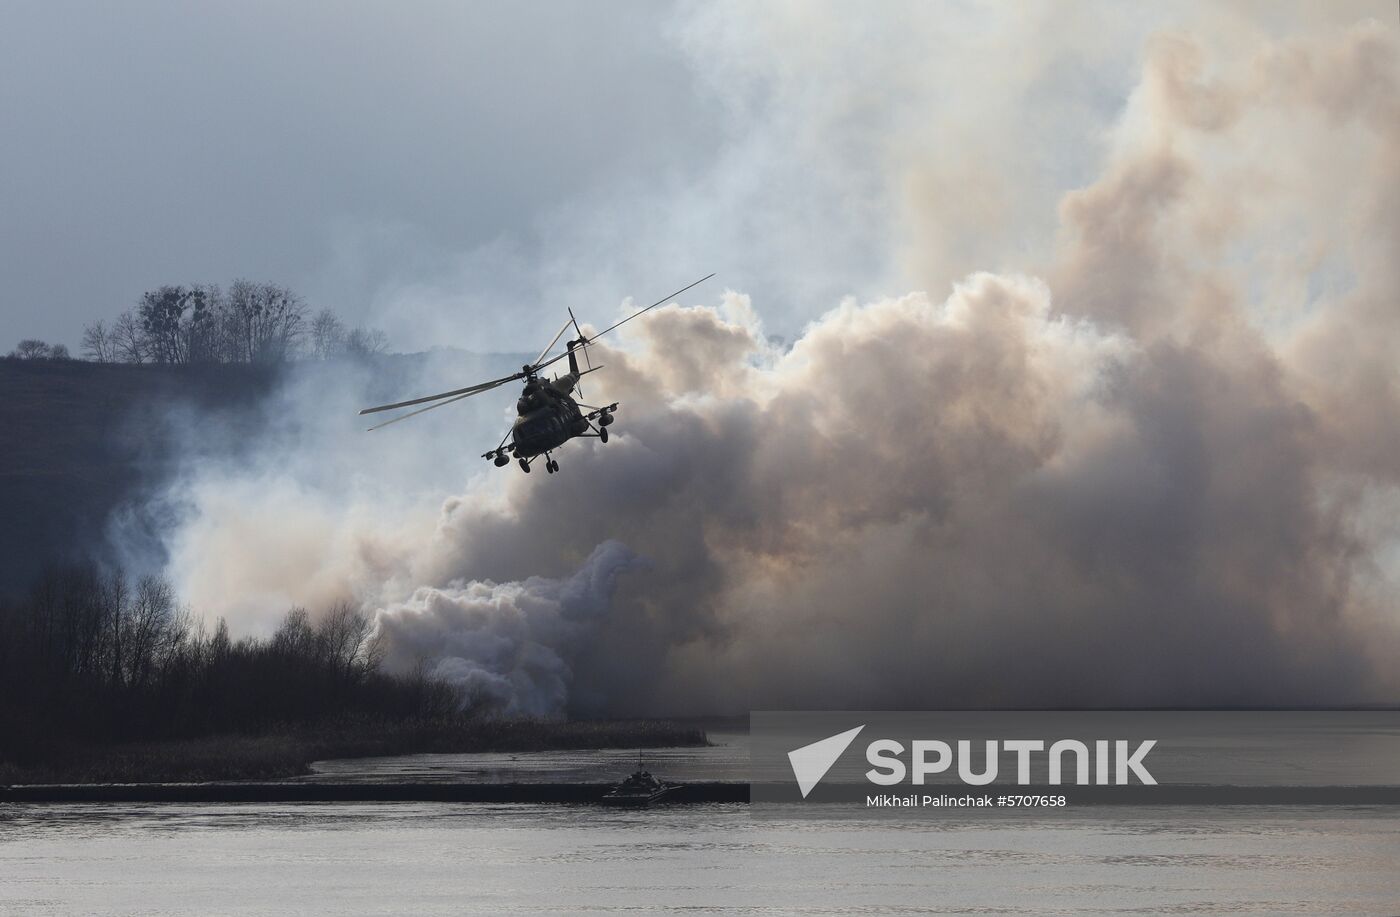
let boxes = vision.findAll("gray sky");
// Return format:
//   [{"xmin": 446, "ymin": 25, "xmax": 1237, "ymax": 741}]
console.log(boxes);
[
  {"xmin": 0, "ymin": 0, "xmax": 1145, "ymax": 355},
  {"xmin": 3, "ymin": 1, "xmax": 1393, "ymax": 358},
  {"xmin": 0, "ymin": 0, "xmax": 724, "ymax": 351}
]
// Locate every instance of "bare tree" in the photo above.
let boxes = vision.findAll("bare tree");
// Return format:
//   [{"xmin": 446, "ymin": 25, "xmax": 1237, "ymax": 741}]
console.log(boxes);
[
  {"xmin": 101, "ymin": 570, "xmax": 127, "ymax": 689},
  {"xmin": 122, "ymin": 574, "xmax": 176, "ymax": 688},
  {"xmin": 112, "ymin": 311, "xmax": 146, "ymax": 363},
  {"xmin": 206, "ymin": 617, "xmax": 231, "ymax": 663},
  {"xmin": 344, "ymin": 327, "xmax": 388, "ymax": 358},
  {"xmin": 132, "ymin": 285, "xmax": 227, "ymax": 365},
  {"xmin": 81, "ymin": 321, "xmax": 117, "ymax": 362},
  {"xmin": 137, "ymin": 287, "xmax": 186, "ymax": 364},
  {"xmin": 225, "ymin": 280, "xmax": 307, "ymax": 363},
  {"xmin": 310, "ymin": 308, "xmax": 346, "ymax": 360},
  {"xmin": 309, "ymin": 309, "xmax": 387, "ymax": 361},
  {"xmin": 271, "ymin": 606, "xmax": 317, "ymax": 659},
  {"xmin": 9, "ymin": 339, "xmax": 52, "ymax": 359},
  {"xmin": 182, "ymin": 285, "xmax": 219, "ymax": 364},
  {"xmin": 138, "ymin": 286, "xmax": 195, "ymax": 364},
  {"xmin": 58, "ymin": 564, "xmax": 104, "ymax": 678},
  {"xmin": 318, "ymin": 601, "xmax": 377, "ymax": 685}
]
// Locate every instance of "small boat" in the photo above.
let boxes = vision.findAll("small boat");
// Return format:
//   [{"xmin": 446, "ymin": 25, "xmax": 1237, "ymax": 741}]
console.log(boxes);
[{"xmin": 600, "ymin": 769, "xmax": 676, "ymax": 807}]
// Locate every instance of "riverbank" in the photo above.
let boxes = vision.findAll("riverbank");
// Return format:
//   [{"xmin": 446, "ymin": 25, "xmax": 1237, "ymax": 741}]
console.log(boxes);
[
  {"xmin": 6, "ymin": 782, "xmax": 1400, "ymax": 806},
  {"xmin": 0, "ymin": 782, "xmax": 749, "ymax": 803},
  {"xmin": 0, "ymin": 718, "xmax": 708, "ymax": 785}
]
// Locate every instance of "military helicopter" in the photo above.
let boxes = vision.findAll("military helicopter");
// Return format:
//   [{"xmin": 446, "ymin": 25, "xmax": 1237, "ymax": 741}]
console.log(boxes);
[{"xmin": 359, "ymin": 274, "xmax": 714, "ymax": 474}]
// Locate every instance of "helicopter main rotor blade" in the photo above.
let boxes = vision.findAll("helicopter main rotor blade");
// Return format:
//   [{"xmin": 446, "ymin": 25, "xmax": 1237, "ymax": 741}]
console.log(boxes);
[
  {"xmin": 365, "ymin": 386, "xmax": 497, "ymax": 431},
  {"xmin": 521, "ymin": 275, "xmax": 716, "ymax": 377},
  {"xmin": 530, "ymin": 347, "xmax": 579, "ymax": 374},
  {"xmin": 360, "ymin": 274, "xmax": 715, "ymax": 433},
  {"xmin": 532, "ymin": 318, "xmax": 574, "ymax": 368},
  {"xmin": 359, "ymin": 372, "xmax": 522, "ymax": 416},
  {"xmin": 582, "ymin": 273, "xmax": 716, "ymax": 344}
]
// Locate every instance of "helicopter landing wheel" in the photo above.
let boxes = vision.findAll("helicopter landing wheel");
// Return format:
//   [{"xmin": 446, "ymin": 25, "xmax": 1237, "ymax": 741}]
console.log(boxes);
[
  {"xmin": 599, "ymin": 426, "xmax": 609, "ymax": 443},
  {"xmin": 519, "ymin": 458, "xmax": 531, "ymax": 473}
]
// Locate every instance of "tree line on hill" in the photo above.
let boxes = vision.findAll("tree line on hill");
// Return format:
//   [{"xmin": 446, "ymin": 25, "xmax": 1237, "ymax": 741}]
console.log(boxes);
[
  {"xmin": 0, "ymin": 562, "xmax": 458, "ymax": 763},
  {"xmin": 7, "ymin": 280, "xmax": 388, "ymax": 365},
  {"xmin": 8, "ymin": 339, "xmax": 72, "ymax": 360}
]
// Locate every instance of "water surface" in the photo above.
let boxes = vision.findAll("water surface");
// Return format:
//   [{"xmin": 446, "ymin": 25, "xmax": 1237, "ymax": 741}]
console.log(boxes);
[
  {"xmin": 6, "ymin": 720, "xmax": 1400, "ymax": 914},
  {"xmin": 3, "ymin": 802, "xmax": 1398, "ymax": 915}
]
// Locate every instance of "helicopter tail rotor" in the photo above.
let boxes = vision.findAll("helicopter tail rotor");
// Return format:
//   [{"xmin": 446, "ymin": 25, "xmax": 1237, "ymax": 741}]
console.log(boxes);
[{"xmin": 566, "ymin": 307, "xmax": 592, "ymax": 397}]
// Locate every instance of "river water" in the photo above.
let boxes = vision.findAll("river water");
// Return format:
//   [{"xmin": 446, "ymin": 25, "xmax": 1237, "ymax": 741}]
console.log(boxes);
[
  {"xmin": 3, "ymin": 722, "xmax": 1399, "ymax": 915},
  {"xmin": 3, "ymin": 802, "xmax": 1399, "ymax": 914}
]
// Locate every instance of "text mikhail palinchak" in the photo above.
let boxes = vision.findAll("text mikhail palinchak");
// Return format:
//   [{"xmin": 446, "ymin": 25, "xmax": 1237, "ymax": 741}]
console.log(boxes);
[{"xmin": 867, "ymin": 793, "xmax": 994, "ymax": 807}]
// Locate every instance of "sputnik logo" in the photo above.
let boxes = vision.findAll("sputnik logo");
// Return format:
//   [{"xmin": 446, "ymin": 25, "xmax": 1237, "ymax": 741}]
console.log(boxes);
[{"xmin": 787, "ymin": 725, "xmax": 865, "ymax": 798}]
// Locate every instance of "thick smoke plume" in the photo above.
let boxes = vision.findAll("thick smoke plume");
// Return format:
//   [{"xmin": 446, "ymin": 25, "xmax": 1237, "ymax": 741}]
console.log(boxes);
[
  {"xmin": 373, "ymin": 541, "xmax": 643, "ymax": 716},
  {"xmin": 136, "ymin": 6, "xmax": 1400, "ymax": 715}
]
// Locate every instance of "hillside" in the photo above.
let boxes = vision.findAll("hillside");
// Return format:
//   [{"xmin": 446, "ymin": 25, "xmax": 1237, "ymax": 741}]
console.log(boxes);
[
  {"xmin": 0, "ymin": 360, "xmax": 282, "ymax": 594},
  {"xmin": 0, "ymin": 351, "xmax": 535, "ymax": 596}
]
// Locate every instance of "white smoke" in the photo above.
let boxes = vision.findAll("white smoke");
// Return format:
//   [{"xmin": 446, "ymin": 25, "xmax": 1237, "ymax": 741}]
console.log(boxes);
[
  {"xmin": 132, "ymin": 4, "xmax": 1400, "ymax": 715},
  {"xmin": 372, "ymin": 541, "xmax": 644, "ymax": 716}
]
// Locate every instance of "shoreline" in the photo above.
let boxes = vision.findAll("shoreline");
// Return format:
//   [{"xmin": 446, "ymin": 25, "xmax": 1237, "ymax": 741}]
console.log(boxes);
[
  {"xmin": 0, "ymin": 782, "xmax": 750, "ymax": 804},
  {"xmin": 6, "ymin": 783, "xmax": 1400, "ymax": 806},
  {"xmin": 0, "ymin": 718, "xmax": 711, "ymax": 786}
]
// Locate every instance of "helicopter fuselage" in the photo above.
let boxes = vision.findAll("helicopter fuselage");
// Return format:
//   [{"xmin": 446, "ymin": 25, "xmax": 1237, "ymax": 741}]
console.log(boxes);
[
  {"xmin": 510, "ymin": 377, "xmax": 589, "ymax": 459},
  {"xmin": 512, "ymin": 398, "xmax": 588, "ymax": 458}
]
